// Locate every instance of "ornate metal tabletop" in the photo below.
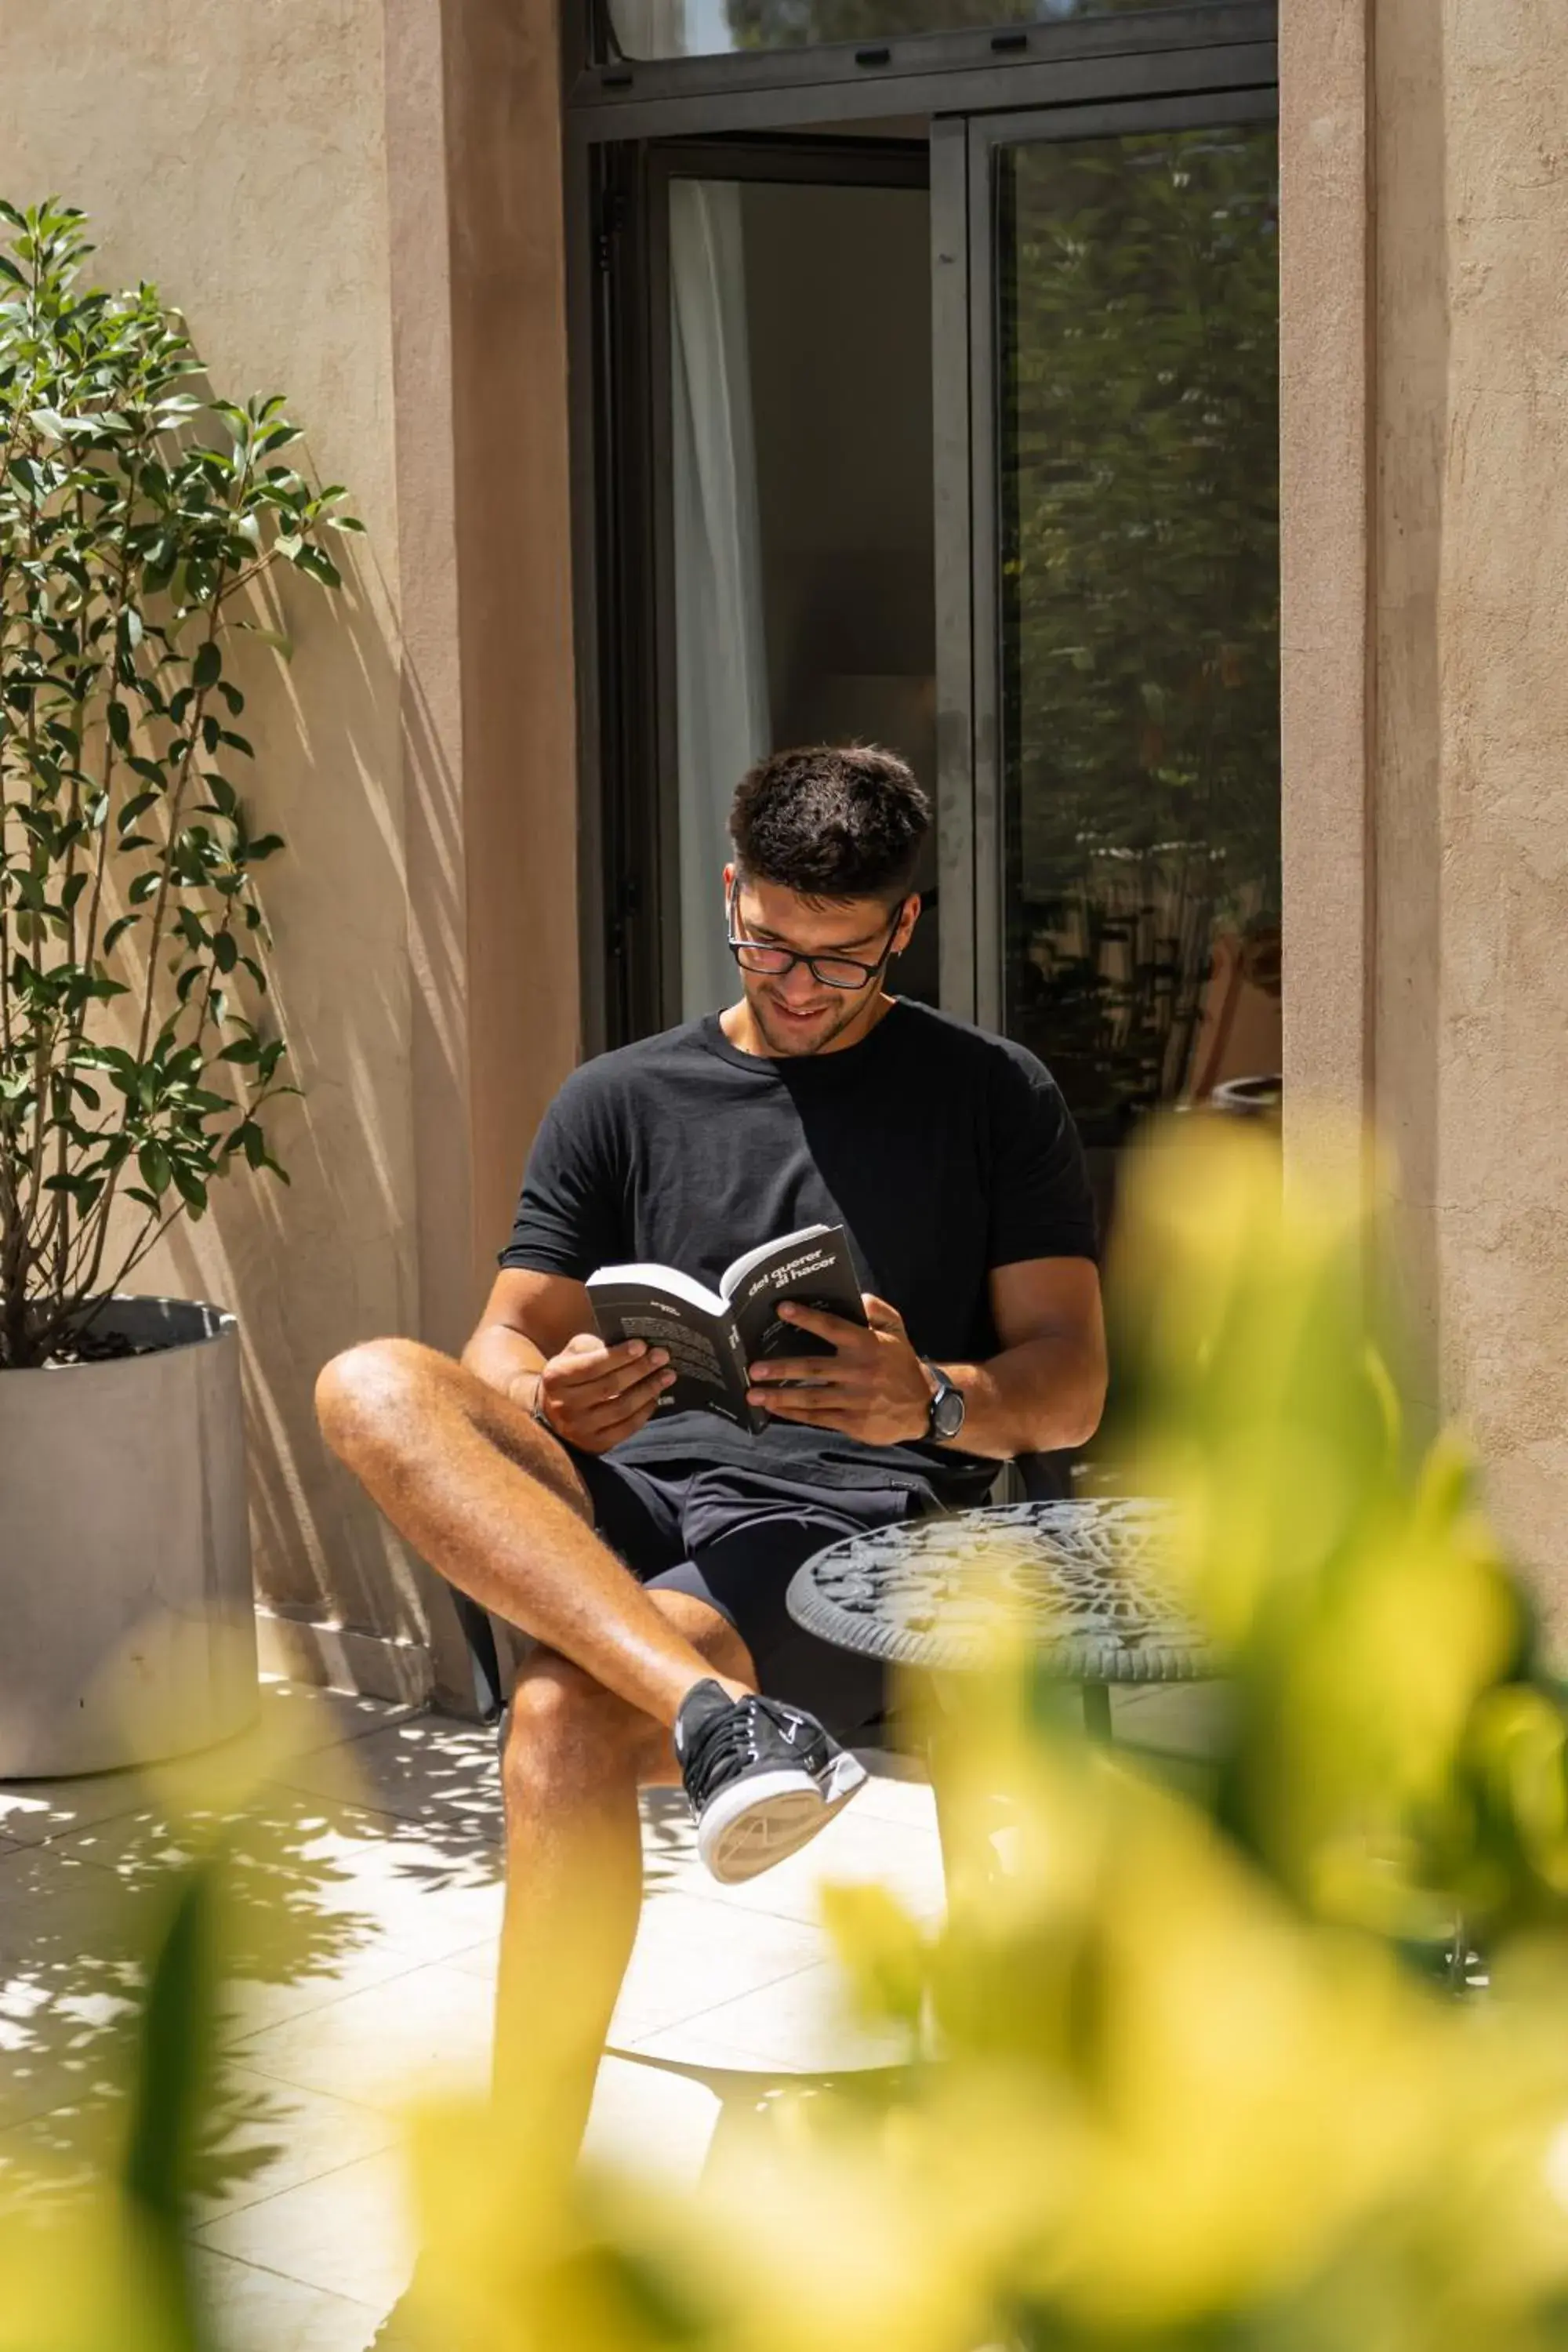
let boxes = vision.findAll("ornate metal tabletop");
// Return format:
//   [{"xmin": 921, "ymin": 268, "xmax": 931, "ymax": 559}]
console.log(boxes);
[{"xmin": 786, "ymin": 1498, "xmax": 1214, "ymax": 1684}]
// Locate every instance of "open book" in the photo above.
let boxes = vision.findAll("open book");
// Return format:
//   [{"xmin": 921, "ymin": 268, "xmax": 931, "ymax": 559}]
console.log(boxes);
[{"xmin": 586, "ymin": 1223, "xmax": 868, "ymax": 1433}]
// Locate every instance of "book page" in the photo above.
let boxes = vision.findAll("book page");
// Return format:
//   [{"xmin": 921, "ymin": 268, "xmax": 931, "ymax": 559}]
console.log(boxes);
[{"xmin": 609, "ymin": 1310, "xmax": 734, "ymax": 1394}]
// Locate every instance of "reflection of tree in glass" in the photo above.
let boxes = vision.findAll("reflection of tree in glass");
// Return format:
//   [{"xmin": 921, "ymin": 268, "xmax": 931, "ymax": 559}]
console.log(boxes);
[
  {"xmin": 719, "ymin": 0, "xmax": 1230, "ymax": 53},
  {"xmin": 998, "ymin": 127, "xmax": 1279, "ymax": 1142}
]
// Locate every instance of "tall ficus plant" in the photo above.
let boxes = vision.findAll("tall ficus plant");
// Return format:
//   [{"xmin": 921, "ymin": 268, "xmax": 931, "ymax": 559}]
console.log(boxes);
[{"xmin": 0, "ymin": 200, "xmax": 360, "ymax": 1370}]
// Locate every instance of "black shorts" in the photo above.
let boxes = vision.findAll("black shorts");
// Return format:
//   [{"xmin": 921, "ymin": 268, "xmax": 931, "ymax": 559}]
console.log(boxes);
[{"xmin": 566, "ymin": 1449, "xmax": 927, "ymax": 1742}]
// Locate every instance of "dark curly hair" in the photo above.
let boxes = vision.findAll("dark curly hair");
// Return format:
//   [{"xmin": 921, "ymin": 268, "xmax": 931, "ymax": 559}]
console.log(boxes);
[{"xmin": 729, "ymin": 745, "xmax": 930, "ymax": 906}]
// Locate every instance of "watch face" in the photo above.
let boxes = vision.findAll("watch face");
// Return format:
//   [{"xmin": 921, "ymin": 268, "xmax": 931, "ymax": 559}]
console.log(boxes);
[{"xmin": 932, "ymin": 1382, "xmax": 966, "ymax": 1440}]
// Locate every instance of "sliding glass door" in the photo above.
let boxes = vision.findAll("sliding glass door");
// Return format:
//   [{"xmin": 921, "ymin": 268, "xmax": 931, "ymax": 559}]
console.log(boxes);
[
  {"xmin": 586, "ymin": 75, "xmax": 1279, "ymax": 1094},
  {"xmin": 936, "ymin": 93, "xmax": 1280, "ymax": 1204}
]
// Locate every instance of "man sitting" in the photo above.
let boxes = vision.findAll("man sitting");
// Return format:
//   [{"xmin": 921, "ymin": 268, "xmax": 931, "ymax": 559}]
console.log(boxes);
[{"xmin": 315, "ymin": 744, "xmax": 1105, "ymax": 2153}]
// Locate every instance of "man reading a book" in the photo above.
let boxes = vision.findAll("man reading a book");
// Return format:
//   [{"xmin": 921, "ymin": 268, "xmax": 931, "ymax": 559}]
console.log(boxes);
[{"xmin": 316, "ymin": 745, "xmax": 1105, "ymax": 2149}]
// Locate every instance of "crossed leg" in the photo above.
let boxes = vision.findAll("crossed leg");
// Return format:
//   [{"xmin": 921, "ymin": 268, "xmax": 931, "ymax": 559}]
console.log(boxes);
[
  {"xmin": 314, "ymin": 1338, "xmax": 755, "ymax": 2165},
  {"xmin": 496, "ymin": 1593, "xmax": 752, "ymax": 2169}
]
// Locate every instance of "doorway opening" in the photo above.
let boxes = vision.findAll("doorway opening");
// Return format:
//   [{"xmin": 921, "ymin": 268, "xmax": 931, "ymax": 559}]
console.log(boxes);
[{"xmin": 586, "ymin": 76, "xmax": 1282, "ymax": 1228}]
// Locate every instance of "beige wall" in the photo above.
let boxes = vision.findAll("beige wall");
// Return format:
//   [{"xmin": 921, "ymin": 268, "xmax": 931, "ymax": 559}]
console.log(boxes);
[
  {"xmin": 1285, "ymin": 2, "xmax": 1568, "ymax": 1642},
  {"xmin": 0, "ymin": 0, "xmax": 579, "ymax": 1703},
  {"xmin": 16, "ymin": 0, "xmax": 1568, "ymax": 1676}
]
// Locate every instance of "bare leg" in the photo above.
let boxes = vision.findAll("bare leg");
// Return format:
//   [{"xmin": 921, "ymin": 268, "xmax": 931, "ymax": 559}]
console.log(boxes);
[
  {"xmin": 314, "ymin": 1338, "xmax": 748, "ymax": 1726},
  {"xmin": 493, "ymin": 1590, "xmax": 753, "ymax": 2173}
]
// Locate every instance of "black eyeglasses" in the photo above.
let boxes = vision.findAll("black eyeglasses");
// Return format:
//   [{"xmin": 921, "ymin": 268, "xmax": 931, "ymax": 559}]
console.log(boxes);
[{"xmin": 725, "ymin": 882, "xmax": 904, "ymax": 992}]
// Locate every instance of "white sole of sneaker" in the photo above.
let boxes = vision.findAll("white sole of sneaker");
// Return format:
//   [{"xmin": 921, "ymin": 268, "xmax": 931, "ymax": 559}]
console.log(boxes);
[{"xmin": 697, "ymin": 1751, "xmax": 869, "ymax": 1886}]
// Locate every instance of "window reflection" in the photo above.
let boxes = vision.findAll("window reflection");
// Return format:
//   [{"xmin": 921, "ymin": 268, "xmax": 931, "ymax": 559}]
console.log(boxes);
[
  {"xmin": 996, "ymin": 125, "xmax": 1280, "ymax": 1152},
  {"xmin": 608, "ymin": 0, "xmax": 1252, "ymax": 64}
]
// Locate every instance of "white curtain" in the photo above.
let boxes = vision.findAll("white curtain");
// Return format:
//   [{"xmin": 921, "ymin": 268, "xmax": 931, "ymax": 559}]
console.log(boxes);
[{"xmin": 669, "ymin": 180, "xmax": 770, "ymax": 1022}]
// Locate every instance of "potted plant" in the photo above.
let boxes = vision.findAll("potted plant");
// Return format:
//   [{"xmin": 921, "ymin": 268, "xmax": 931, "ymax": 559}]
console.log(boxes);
[{"xmin": 0, "ymin": 200, "xmax": 359, "ymax": 1776}]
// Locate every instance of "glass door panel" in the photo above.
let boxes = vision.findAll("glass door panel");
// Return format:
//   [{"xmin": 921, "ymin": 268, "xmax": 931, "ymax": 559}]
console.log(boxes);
[
  {"xmin": 982, "ymin": 110, "xmax": 1280, "ymax": 1160},
  {"xmin": 660, "ymin": 167, "xmax": 938, "ymax": 1022}
]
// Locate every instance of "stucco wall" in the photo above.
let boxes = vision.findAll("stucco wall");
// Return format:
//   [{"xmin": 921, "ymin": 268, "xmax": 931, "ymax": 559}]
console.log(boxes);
[
  {"xmin": 1377, "ymin": 1, "xmax": 1568, "ymax": 1632},
  {"xmin": 1287, "ymin": 1, "xmax": 1568, "ymax": 1642},
  {"xmin": 1, "ymin": 0, "xmax": 579, "ymax": 1699}
]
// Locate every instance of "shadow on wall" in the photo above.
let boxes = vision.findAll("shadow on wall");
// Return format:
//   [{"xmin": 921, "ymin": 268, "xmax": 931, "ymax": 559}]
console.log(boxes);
[
  {"xmin": 1373, "ymin": 0, "xmax": 1448, "ymax": 1438},
  {"xmin": 140, "ymin": 531, "xmax": 466, "ymax": 1662}
]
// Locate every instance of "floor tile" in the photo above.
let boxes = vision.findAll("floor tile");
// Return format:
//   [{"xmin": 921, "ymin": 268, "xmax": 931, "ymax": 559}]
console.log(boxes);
[
  {"xmin": 0, "ymin": 1766, "xmax": 155, "ymax": 1849},
  {"xmin": 229, "ymin": 1961, "xmax": 493, "ymax": 2111},
  {"xmin": 0, "ymin": 2062, "xmax": 401, "ymax": 2234},
  {"xmin": 583, "ymin": 2049, "xmax": 722, "ymax": 2181},
  {"xmin": 0, "ymin": 1842, "xmax": 162, "ymax": 2132},
  {"xmin": 612, "ymin": 1890, "xmax": 827, "ymax": 2042},
  {"xmin": 675, "ymin": 1810, "xmax": 946, "ymax": 1933},
  {"xmin": 192, "ymin": 2249, "xmax": 380, "ymax": 2352},
  {"xmin": 844, "ymin": 1762, "xmax": 938, "ymax": 1831},
  {"xmin": 54, "ymin": 1790, "xmax": 503, "ymax": 1986},
  {"xmin": 256, "ymin": 1676, "xmax": 423, "ymax": 1758},
  {"xmin": 627, "ymin": 1956, "xmax": 913, "ymax": 2074},
  {"xmin": 196, "ymin": 2146, "xmax": 415, "ymax": 2309},
  {"xmin": 276, "ymin": 1715, "xmax": 503, "ymax": 1845},
  {"xmin": 0, "ymin": 1684, "xmax": 416, "ymax": 1854},
  {"xmin": 192, "ymin": 2066, "xmax": 402, "ymax": 2223}
]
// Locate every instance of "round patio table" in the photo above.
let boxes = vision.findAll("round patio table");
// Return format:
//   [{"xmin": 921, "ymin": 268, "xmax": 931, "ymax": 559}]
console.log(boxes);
[{"xmin": 786, "ymin": 1497, "xmax": 1215, "ymax": 1737}]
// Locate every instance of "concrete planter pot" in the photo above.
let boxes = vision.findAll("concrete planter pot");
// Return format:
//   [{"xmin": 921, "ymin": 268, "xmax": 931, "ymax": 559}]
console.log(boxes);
[{"xmin": 0, "ymin": 1296, "xmax": 257, "ymax": 1779}]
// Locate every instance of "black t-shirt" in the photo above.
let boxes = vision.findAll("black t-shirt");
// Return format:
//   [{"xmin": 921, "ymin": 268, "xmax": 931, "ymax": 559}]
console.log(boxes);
[{"xmin": 500, "ymin": 1001, "xmax": 1097, "ymax": 1507}]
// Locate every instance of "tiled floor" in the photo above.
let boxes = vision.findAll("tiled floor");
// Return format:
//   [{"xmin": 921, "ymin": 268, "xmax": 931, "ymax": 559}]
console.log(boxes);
[
  {"xmin": 0, "ymin": 1678, "xmax": 943, "ymax": 2352},
  {"xmin": 0, "ymin": 1675, "xmax": 1217, "ymax": 2351}
]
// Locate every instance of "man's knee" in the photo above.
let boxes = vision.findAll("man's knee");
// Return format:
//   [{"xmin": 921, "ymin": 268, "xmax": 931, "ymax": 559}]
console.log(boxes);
[
  {"xmin": 502, "ymin": 1654, "xmax": 644, "ymax": 1811},
  {"xmin": 314, "ymin": 1336, "xmax": 448, "ymax": 1463}
]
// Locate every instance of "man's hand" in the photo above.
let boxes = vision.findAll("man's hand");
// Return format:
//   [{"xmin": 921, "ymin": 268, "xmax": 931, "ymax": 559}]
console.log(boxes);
[
  {"xmin": 535, "ymin": 1334, "xmax": 675, "ymax": 1454},
  {"xmin": 747, "ymin": 1294, "xmax": 933, "ymax": 1447}
]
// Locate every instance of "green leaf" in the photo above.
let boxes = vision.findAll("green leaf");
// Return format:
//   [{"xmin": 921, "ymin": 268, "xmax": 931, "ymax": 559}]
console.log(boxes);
[
  {"xmin": 236, "ymin": 623, "xmax": 292, "ymax": 662},
  {"xmin": 138, "ymin": 1139, "xmax": 172, "ymax": 1196},
  {"xmin": 170, "ymin": 1160, "xmax": 209, "ymax": 1214},
  {"xmin": 102, "ymin": 913, "xmax": 141, "ymax": 955},
  {"xmin": 292, "ymin": 544, "xmax": 342, "ymax": 590},
  {"xmin": 212, "ymin": 931, "xmax": 238, "ymax": 974},
  {"xmin": 192, "ymin": 640, "xmax": 221, "ymax": 690}
]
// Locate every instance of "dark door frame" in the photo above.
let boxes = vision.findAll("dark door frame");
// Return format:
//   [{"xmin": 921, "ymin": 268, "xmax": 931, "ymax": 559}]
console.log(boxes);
[{"xmin": 566, "ymin": 13, "xmax": 1279, "ymax": 1053}]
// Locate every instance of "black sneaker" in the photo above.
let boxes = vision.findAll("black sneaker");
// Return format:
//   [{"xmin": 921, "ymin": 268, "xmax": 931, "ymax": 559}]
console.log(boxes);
[{"xmin": 673, "ymin": 1679, "xmax": 868, "ymax": 1885}]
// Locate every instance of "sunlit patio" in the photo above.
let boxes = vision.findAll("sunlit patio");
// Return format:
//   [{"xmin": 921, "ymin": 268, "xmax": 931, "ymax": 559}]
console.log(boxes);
[
  {"xmin": 0, "ymin": 1672, "xmax": 1214, "ymax": 2348},
  {"xmin": 0, "ymin": 1677, "xmax": 947, "ymax": 2350}
]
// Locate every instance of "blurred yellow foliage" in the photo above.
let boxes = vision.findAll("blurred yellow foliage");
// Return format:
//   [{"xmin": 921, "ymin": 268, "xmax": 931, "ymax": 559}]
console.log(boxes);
[{"xmin": 10, "ymin": 1123, "xmax": 1568, "ymax": 2350}]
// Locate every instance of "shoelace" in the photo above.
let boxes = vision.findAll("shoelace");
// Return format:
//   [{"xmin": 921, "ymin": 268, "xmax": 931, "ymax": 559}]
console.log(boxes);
[{"xmin": 683, "ymin": 1696, "xmax": 820, "ymax": 1809}]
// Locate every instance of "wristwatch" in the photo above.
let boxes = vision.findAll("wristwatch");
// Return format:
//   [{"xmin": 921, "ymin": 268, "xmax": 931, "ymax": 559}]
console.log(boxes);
[{"xmin": 922, "ymin": 1361, "xmax": 967, "ymax": 1443}]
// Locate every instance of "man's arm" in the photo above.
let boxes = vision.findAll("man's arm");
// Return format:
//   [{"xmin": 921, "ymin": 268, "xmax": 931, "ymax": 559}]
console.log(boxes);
[
  {"xmin": 745, "ymin": 1255, "xmax": 1107, "ymax": 1461},
  {"xmin": 931, "ymin": 1255, "xmax": 1106, "ymax": 1457},
  {"xmin": 463, "ymin": 1269, "xmax": 675, "ymax": 1453}
]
